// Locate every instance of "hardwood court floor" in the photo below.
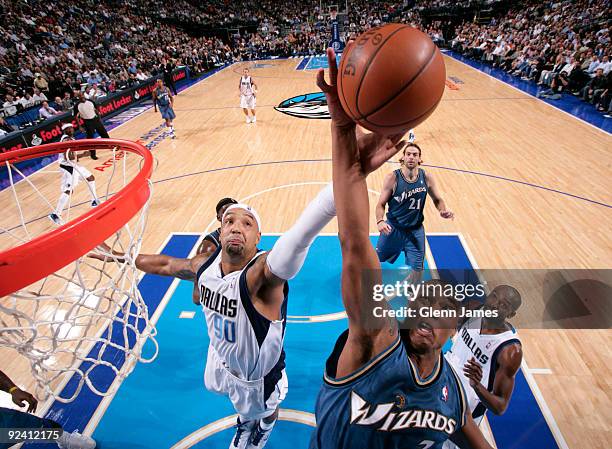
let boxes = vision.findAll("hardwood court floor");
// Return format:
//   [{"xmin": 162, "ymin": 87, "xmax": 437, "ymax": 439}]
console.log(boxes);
[{"xmin": 2, "ymin": 56, "xmax": 611, "ymax": 448}]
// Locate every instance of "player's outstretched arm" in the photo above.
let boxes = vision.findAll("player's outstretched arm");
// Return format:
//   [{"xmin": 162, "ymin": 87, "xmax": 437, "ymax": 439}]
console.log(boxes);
[
  {"xmin": 89, "ymin": 242, "xmax": 212, "ymax": 281},
  {"xmin": 262, "ymin": 183, "xmax": 336, "ymax": 287},
  {"xmin": 317, "ymin": 47, "xmax": 399, "ymax": 375}
]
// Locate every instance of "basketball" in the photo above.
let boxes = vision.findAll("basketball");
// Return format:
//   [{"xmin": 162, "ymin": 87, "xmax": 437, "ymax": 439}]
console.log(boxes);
[{"xmin": 338, "ymin": 24, "xmax": 446, "ymax": 135}]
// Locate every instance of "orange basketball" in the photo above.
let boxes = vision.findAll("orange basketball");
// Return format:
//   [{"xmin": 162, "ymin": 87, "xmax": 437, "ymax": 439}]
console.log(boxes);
[{"xmin": 338, "ymin": 24, "xmax": 446, "ymax": 136}]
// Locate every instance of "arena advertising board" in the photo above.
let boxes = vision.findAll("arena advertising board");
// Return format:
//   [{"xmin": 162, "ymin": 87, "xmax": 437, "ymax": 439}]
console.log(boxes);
[{"xmin": 0, "ymin": 68, "xmax": 187, "ymax": 154}]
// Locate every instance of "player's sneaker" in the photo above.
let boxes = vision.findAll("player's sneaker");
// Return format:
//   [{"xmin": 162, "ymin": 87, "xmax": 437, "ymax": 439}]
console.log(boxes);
[
  {"xmin": 57, "ymin": 430, "xmax": 96, "ymax": 449},
  {"xmin": 247, "ymin": 418, "xmax": 277, "ymax": 448},
  {"xmin": 246, "ymin": 116, "xmax": 251, "ymax": 124},
  {"xmin": 230, "ymin": 417, "xmax": 254, "ymax": 449},
  {"xmin": 251, "ymin": 116, "xmax": 256, "ymax": 123},
  {"xmin": 408, "ymin": 130, "xmax": 415, "ymax": 143},
  {"xmin": 91, "ymin": 200, "xmax": 99, "ymax": 207},
  {"xmin": 48, "ymin": 213, "xmax": 63, "ymax": 225}
]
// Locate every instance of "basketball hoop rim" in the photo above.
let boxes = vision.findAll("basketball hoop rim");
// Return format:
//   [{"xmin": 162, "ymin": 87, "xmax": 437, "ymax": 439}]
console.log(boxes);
[{"xmin": 0, "ymin": 139, "xmax": 153, "ymax": 297}]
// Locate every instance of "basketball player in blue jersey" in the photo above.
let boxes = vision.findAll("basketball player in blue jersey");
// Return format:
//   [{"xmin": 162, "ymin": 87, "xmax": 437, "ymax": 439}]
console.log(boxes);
[
  {"xmin": 152, "ymin": 79, "xmax": 176, "ymax": 138},
  {"xmin": 310, "ymin": 46, "xmax": 494, "ymax": 449},
  {"xmin": 443, "ymin": 285, "xmax": 522, "ymax": 449},
  {"xmin": 375, "ymin": 142, "xmax": 453, "ymax": 272},
  {"xmin": 90, "ymin": 126, "xmax": 400, "ymax": 449}
]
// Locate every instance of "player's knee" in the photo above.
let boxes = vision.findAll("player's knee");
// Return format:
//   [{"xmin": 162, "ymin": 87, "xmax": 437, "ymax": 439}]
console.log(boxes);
[
  {"xmin": 262, "ymin": 408, "xmax": 279, "ymax": 423},
  {"xmin": 338, "ymin": 233, "xmax": 368, "ymax": 256}
]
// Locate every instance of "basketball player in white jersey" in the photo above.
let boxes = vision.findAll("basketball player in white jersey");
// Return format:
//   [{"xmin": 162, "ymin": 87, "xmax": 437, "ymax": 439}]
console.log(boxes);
[
  {"xmin": 239, "ymin": 68, "xmax": 257, "ymax": 124},
  {"xmin": 48, "ymin": 123, "xmax": 99, "ymax": 225},
  {"xmin": 90, "ymin": 131, "xmax": 404, "ymax": 448},
  {"xmin": 443, "ymin": 285, "xmax": 523, "ymax": 448}
]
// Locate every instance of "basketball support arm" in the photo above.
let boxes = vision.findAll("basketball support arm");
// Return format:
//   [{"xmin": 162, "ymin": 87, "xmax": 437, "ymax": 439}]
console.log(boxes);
[{"xmin": 266, "ymin": 183, "xmax": 336, "ymax": 280}]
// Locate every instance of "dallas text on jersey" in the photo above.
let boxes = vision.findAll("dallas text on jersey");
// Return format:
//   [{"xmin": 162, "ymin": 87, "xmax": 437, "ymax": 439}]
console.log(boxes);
[{"xmin": 200, "ymin": 285, "xmax": 237, "ymax": 318}]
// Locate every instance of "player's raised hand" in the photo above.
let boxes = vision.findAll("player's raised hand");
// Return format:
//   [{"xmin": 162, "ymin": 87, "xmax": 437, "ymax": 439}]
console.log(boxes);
[
  {"xmin": 316, "ymin": 46, "xmax": 354, "ymax": 129},
  {"xmin": 87, "ymin": 242, "xmax": 126, "ymax": 263},
  {"xmin": 357, "ymin": 131, "xmax": 406, "ymax": 175},
  {"xmin": 464, "ymin": 357, "xmax": 483, "ymax": 388},
  {"xmin": 11, "ymin": 387, "xmax": 38, "ymax": 413}
]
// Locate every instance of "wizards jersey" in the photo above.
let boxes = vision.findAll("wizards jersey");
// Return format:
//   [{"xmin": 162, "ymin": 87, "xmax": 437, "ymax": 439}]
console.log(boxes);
[
  {"xmin": 387, "ymin": 168, "xmax": 428, "ymax": 230},
  {"xmin": 310, "ymin": 330, "xmax": 467, "ymax": 449}
]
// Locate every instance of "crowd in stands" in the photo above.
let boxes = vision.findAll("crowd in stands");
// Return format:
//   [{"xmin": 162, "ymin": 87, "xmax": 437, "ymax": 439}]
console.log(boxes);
[
  {"xmin": 0, "ymin": 0, "xmax": 234, "ymax": 126},
  {"xmin": 1, "ymin": 0, "xmax": 610, "ymax": 132},
  {"xmin": 450, "ymin": 0, "xmax": 611, "ymax": 113}
]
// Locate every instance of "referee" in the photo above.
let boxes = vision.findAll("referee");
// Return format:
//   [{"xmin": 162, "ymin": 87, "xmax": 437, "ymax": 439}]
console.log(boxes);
[
  {"xmin": 74, "ymin": 92, "xmax": 110, "ymax": 159},
  {"xmin": 162, "ymin": 59, "xmax": 178, "ymax": 95}
]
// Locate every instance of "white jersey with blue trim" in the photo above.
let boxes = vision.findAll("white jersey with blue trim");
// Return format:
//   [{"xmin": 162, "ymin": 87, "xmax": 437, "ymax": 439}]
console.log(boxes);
[
  {"xmin": 240, "ymin": 76, "xmax": 254, "ymax": 96},
  {"xmin": 444, "ymin": 317, "xmax": 521, "ymax": 422},
  {"xmin": 196, "ymin": 246, "xmax": 287, "ymax": 381}
]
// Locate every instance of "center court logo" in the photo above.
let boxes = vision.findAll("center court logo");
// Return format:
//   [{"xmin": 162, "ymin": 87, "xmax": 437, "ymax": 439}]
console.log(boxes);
[{"xmin": 274, "ymin": 92, "xmax": 330, "ymax": 119}]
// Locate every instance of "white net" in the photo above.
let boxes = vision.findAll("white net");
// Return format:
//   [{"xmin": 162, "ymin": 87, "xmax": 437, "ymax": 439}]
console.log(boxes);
[{"xmin": 0, "ymin": 143, "xmax": 158, "ymax": 403}]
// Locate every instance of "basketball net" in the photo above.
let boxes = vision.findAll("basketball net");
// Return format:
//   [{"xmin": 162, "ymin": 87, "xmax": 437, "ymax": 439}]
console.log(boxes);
[{"xmin": 0, "ymin": 141, "xmax": 158, "ymax": 403}]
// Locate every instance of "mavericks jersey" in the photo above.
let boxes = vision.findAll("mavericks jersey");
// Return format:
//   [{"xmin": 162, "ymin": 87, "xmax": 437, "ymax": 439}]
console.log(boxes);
[
  {"xmin": 310, "ymin": 330, "xmax": 467, "ymax": 449},
  {"xmin": 196, "ymin": 246, "xmax": 288, "ymax": 381},
  {"xmin": 445, "ymin": 317, "xmax": 521, "ymax": 422},
  {"xmin": 386, "ymin": 168, "xmax": 428, "ymax": 230},
  {"xmin": 240, "ymin": 76, "xmax": 254, "ymax": 96}
]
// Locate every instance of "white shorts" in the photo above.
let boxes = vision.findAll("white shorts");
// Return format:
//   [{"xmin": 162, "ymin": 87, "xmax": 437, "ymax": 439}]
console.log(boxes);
[
  {"xmin": 240, "ymin": 95, "xmax": 256, "ymax": 109},
  {"xmin": 204, "ymin": 346, "xmax": 288, "ymax": 421},
  {"xmin": 60, "ymin": 164, "xmax": 92, "ymax": 192}
]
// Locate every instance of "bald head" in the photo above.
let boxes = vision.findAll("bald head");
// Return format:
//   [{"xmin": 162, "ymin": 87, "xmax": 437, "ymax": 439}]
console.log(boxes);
[{"xmin": 492, "ymin": 285, "xmax": 522, "ymax": 312}]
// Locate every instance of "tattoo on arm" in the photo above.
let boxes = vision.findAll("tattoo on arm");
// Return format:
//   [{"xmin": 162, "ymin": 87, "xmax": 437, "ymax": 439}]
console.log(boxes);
[{"xmin": 172, "ymin": 269, "xmax": 196, "ymax": 281}]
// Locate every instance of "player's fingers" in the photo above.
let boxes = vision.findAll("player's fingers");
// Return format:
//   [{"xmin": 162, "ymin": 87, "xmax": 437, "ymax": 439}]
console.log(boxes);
[
  {"xmin": 380, "ymin": 142, "xmax": 404, "ymax": 162},
  {"xmin": 389, "ymin": 133, "xmax": 407, "ymax": 146},
  {"xmin": 463, "ymin": 367, "xmax": 476, "ymax": 379},
  {"xmin": 316, "ymin": 69, "xmax": 330, "ymax": 92},
  {"xmin": 327, "ymin": 48, "xmax": 338, "ymax": 83}
]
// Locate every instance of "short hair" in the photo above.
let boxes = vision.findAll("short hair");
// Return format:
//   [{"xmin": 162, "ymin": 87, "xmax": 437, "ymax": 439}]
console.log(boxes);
[
  {"xmin": 403, "ymin": 142, "xmax": 422, "ymax": 157},
  {"xmin": 215, "ymin": 197, "xmax": 238, "ymax": 214}
]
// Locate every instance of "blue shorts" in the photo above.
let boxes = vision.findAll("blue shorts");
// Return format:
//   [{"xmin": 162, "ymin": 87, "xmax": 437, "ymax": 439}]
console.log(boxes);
[
  {"xmin": 376, "ymin": 223, "xmax": 425, "ymax": 270},
  {"xmin": 159, "ymin": 104, "xmax": 176, "ymax": 120}
]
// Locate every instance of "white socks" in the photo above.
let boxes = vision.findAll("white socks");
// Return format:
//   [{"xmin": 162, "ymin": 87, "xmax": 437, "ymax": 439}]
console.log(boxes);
[
  {"xmin": 55, "ymin": 192, "xmax": 70, "ymax": 216},
  {"xmin": 87, "ymin": 180, "xmax": 98, "ymax": 201},
  {"xmin": 56, "ymin": 180, "xmax": 98, "ymax": 217}
]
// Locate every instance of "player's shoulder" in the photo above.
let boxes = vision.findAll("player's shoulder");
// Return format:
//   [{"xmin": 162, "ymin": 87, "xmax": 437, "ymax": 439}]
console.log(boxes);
[
  {"xmin": 497, "ymin": 339, "xmax": 523, "ymax": 366},
  {"xmin": 192, "ymin": 245, "xmax": 220, "ymax": 279}
]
